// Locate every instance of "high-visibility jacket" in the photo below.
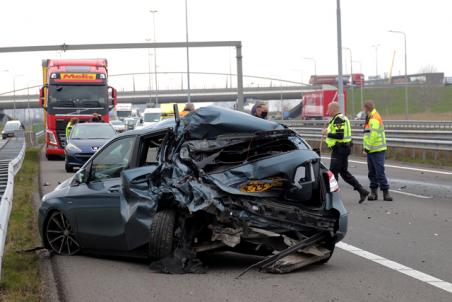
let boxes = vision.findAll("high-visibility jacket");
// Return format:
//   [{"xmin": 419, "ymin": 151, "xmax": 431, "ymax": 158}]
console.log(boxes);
[
  {"xmin": 325, "ymin": 113, "xmax": 352, "ymax": 149},
  {"xmin": 363, "ymin": 108, "xmax": 387, "ymax": 153},
  {"xmin": 65, "ymin": 123, "xmax": 74, "ymax": 139}
]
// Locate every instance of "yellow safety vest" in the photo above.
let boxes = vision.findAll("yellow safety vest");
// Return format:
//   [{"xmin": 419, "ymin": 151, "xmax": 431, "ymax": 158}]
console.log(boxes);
[
  {"xmin": 363, "ymin": 109, "xmax": 387, "ymax": 153},
  {"xmin": 325, "ymin": 113, "xmax": 352, "ymax": 149}
]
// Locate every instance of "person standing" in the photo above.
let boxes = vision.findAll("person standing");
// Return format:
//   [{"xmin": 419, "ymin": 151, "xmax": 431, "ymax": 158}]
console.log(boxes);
[
  {"xmin": 322, "ymin": 102, "xmax": 369, "ymax": 203},
  {"xmin": 252, "ymin": 102, "xmax": 268, "ymax": 119},
  {"xmin": 363, "ymin": 100, "xmax": 393, "ymax": 201},
  {"xmin": 65, "ymin": 118, "xmax": 79, "ymax": 139}
]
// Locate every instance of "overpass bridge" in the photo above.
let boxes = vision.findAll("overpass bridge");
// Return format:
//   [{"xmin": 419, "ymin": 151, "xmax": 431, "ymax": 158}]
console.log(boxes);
[{"xmin": 0, "ymin": 85, "xmax": 318, "ymax": 110}]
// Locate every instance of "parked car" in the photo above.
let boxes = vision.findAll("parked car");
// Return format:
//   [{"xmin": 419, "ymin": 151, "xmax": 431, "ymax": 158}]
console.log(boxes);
[
  {"xmin": 39, "ymin": 106, "xmax": 347, "ymax": 274},
  {"xmin": 2, "ymin": 120, "xmax": 24, "ymax": 139},
  {"xmin": 110, "ymin": 120, "xmax": 126, "ymax": 133},
  {"xmin": 64, "ymin": 123, "xmax": 117, "ymax": 172}
]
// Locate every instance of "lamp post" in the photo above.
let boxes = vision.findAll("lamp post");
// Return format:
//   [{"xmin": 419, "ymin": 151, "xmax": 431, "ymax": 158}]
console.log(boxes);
[
  {"xmin": 303, "ymin": 57, "xmax": 317, "ymax": 76},
  {"xmin": 184, "ymin": 0, "xmax": 191, "ymax": 103},
  {"xmin": 388, "ymin": 30, "xmax": 408, "ymax": 118},
  {"xmin": 343, "ymin": 47, "xmax": 354, "ymax": 116},
  {"xmin": 336, "ymin": 0, "xmax": 345, "ymax": 112},
  {"xmin": 372, "ymin": 44, "xmax": 380, "ymax": 78},
  {"xmin": 145, "ymin": 38, "xmax": 153, "ymax": 104},
  {"xmin": 150, "ymin": 10, "xmax": 159, "ymax": 105}
]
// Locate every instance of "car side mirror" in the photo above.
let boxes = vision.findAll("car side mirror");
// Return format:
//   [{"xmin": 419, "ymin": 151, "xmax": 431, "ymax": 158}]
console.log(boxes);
[{"xmin": 71, "ymin": 168, "xmax": 87, "ymax": 186}]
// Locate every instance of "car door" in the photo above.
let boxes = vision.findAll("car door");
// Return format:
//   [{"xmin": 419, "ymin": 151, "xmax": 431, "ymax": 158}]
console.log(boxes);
[{"xmin": 68, "ymin": 135, "xmax": 136, "ymax": 251}]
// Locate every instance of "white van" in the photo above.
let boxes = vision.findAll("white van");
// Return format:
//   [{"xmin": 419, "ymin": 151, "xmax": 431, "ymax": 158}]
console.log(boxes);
[{"xmin": 142, "ymin": 108, "xmax": 162, "ymax": 128}]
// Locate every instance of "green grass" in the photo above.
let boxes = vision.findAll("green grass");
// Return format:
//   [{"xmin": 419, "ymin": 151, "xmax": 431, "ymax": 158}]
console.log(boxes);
[
  {"xmin": 0, "ymin": 149, "xmax": 42, "ymax": 302},
  {"xmin": 346, "ymin": 85, "xmax": 452, "ymax": 118}
]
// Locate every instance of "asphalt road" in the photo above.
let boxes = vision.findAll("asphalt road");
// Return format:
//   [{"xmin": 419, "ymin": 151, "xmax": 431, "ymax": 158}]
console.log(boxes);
[{"xmin": 39, "ymin": 153, "xmax": 452, "ymax": 302}]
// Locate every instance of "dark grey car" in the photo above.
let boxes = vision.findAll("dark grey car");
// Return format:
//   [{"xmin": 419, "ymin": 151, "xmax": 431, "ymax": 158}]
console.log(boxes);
[{"xmin": 38, "ymin": 106, "xmax": 347, "ymax": 274}]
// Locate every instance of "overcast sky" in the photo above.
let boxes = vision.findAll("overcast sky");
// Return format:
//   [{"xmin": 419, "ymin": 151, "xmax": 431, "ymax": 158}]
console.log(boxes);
[{"xmin": 0, "ymin": 0, "xmax": 450, "ymax": 93}]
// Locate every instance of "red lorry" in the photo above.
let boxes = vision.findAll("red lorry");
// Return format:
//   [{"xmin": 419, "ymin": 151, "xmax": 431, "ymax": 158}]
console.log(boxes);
[
  {"xmin": 39, "ymin": 59, "xmax": 117, "ymax": 159},
  {"xmin": 301, "ymin": 89, "xmax": 347, "ymax": 120}
]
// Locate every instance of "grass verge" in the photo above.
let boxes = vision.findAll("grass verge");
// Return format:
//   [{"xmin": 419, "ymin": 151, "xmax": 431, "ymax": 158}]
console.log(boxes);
[{"xmin": 0, "ymin": 148, "xmax": 42, "ymax": 302}]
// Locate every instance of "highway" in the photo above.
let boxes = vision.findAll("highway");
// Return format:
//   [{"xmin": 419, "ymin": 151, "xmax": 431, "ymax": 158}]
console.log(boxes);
[{"xmin": 39, "ymin": 152, "xmax": 452, "ymax": 302}]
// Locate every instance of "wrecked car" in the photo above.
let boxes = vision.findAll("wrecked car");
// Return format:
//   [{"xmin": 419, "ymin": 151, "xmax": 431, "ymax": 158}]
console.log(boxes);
[{"xmin": 38, "ymin": 106, "xmax": 347, "ymax": 274}]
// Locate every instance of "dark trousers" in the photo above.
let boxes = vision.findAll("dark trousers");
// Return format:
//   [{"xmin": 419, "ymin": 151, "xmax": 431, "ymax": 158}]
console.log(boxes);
[
  {"xmin": 367, "ymin": 151, "xmax": 389, "ymax": 190},
  {"xmin": 330, "ymin": 143, "xmax": 362, "ymax": 190}
]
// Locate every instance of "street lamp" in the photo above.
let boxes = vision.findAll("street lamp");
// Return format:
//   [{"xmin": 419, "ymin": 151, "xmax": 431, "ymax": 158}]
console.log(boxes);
[
  {"xmin": 150, "ymin": 10, "xmax": 159, "ymax": 105},
  {"xmin": 184, "ymin": 0, "xmax": 191, "ymax": 103},
  {"xmin": 13, "ymin": 74, "xmax": 24, "ymax": 120},
  {"xmin": 303, "ymin": 57, "xmax": 317, "ymax": 76},
  {"xmin": 343, "ymin": 47, "xmax": 354, "ymax": 115},
  {"xmin": 372, "ymin": 44, "xmax": 380, "ymax": 78},
  {"xmin": 388, "ymin": 30, "xmax": 408, "ymax": 118},
  {"xmin": 145, "ymin": 38, "xmax": 153, "ymax": 103},
  {"xmin": 336, "ymin": 0, "xmax": 345, "ymax": 112}
]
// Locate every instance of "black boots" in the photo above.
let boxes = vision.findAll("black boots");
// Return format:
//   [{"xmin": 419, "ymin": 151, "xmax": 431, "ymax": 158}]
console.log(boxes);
[
  {"xmin": 357, "ymin": 187, "xmax": 370, "ymax": 204},
  {"xmin": 367, "ymin": 188, "xmax": 393, "ymax": 201},
  {"xmin": 368, "ymin": 188, "xmax": 378, "ymax": 201},
  {"xmin": 383, "ymin": 190, "xmax": 393, "ymax": 201}
]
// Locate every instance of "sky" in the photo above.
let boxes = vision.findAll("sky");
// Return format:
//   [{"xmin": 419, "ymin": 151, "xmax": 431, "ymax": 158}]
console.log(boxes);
[{"xmin": 0, "ymin": 0, "xmax": 450, "ymax": 94}]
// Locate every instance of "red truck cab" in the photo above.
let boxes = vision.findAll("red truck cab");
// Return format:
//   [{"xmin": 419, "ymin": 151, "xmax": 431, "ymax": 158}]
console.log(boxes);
[{"xmin": 40, "ymin": 59, "xmax": 117, "ymax": 159}]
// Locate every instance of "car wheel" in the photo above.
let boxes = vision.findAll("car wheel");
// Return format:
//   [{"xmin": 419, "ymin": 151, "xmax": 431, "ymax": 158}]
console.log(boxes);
[
  {"xmin": 46, "ymin": 154, "xmax": 57, "ymax": 161},
  {"xmin": 149, "ymin": 209, "xmax": 176, "ymax": 260},
  {"xmin": 45, "ymin": 211, "xmax": 80, "ymax": 256},
  {"xmin": 65, "ymin": 162, "xmax": 74, "ymax": 173}
]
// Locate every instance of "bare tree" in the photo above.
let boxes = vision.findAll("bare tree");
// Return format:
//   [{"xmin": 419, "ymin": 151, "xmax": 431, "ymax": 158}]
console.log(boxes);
[{"xmin": 418, "ymin": 64, "xmax": 438, "ymax": 74}]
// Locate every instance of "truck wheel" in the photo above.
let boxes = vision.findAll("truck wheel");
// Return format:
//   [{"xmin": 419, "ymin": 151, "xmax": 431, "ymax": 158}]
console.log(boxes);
[{"xmin": 148, "ymin": 209, "xmax": 176, "ymax": 260}]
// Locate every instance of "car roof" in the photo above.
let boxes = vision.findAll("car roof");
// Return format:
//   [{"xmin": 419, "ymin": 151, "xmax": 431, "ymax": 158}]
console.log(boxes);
[
  {"xmin": 5, "ymin": 120, "xmax": 20, "ymax": 125},
  {"xmin": 74, "ymin": 122, "xmax": 113, "ymax": 127}
]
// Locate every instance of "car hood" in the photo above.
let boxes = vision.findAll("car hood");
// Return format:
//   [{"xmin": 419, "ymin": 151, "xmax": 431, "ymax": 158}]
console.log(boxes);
[{"xmin": 68, "ymin": 138, "xmax": 109, "ymax": 152}]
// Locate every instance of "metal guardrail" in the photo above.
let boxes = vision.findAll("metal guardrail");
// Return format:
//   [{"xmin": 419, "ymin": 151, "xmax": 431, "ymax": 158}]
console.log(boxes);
[
  {"xmin": 299, "ymin": 133, "xmax": 452, "ymax": 151},
  {"xmin": 280, "ymin": 119, "xmax": 452, "ymax": 130},
  {"xmin": 276, "ymin": 120, "xmax": 452, "ymax": 151},
  {"xmin": 0, "ymin": 138, "xmax": 26, "ymax": 278}
]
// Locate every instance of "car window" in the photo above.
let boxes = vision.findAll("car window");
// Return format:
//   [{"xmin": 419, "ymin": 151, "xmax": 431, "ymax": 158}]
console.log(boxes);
[
  {"xmin": 90, "ymin": 136, "xmax": 135, "ymax": 181},
  {"xmin": 138, "ymin": 131, "xmax": 168, "ymax": 166}
]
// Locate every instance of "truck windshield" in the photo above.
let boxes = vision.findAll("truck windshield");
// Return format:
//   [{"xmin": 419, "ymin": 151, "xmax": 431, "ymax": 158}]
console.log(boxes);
[
  {"xmin": 48, "ymin": 85, "xmax": 107, "ymax": 108},
  {"xmin": 144, "ymin": 113, "xmax": 161, "ymax": 122},
  {"xmin": 117, "ymin": 111, "xmax": 131, "ymax": 118}
]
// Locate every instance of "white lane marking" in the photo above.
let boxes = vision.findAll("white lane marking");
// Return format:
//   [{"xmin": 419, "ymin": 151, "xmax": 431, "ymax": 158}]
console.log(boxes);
[
  {"xmin": 389, "ymin": 190, "xmax": 433, "ymax": 199},
  {"xmin": 337, "ymin": 242, "xmax": 452, "ymax": 294},
  {"xmin": 322, "ymin": 156, "xmax": 452, "ymax": 176}
]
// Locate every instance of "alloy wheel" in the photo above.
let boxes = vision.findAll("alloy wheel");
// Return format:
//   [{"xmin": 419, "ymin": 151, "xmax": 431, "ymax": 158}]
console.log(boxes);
[{"xmin": 45, "ymin": 211, "xmax": 80, "ymax": 255}]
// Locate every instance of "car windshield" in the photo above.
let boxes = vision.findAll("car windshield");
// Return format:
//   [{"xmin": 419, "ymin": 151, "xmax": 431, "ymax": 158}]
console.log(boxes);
[
  {"xmin": 48, "ymin": 85, "xmax": 107, "ymax": 108},
  {"xmin": 125, "ymin": 119, "xmax": 136, "ymax": 125},
  {"xmin": 70, "ymin": 124, "xmax": 116, "ymax": 140},
  {"xmin": 144, "ymin": 113, "xmax": 161, "ymax": 122},
  {"xmin": 3, "ymin": 122, "xmax": 20, "ymax": 131},
  {"xmin": 110, "ymin": 120, "xmax": 124, "ymax": 125}
]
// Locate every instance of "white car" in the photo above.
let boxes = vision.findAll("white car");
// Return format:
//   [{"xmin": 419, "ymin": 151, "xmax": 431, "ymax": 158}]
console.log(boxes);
[
  {"xmin": 110, "ymin": 120, "xmax": 126, "ymax": 133},
  {"xmin": 142, "ymin": 108, "xmax": 162, "ymax": 128},
  {"xmin": 2, "ymin": 120, "xmax": 23, "ymax": 139}
]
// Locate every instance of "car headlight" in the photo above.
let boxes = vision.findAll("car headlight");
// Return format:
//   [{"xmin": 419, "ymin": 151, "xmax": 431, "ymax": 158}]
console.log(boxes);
[{"xmin": 66, "ymin": 143, "xmax": 81, "ymax": 153}]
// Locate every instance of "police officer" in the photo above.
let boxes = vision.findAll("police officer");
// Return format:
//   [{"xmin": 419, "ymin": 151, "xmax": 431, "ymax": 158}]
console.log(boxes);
[
  {"xmin": 322, "ymin": 102, "xmax": 369, "ymax": 203},
  {"xmin": 363, "ymin": 100, "xmax": 393, "ymax": 201}
]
